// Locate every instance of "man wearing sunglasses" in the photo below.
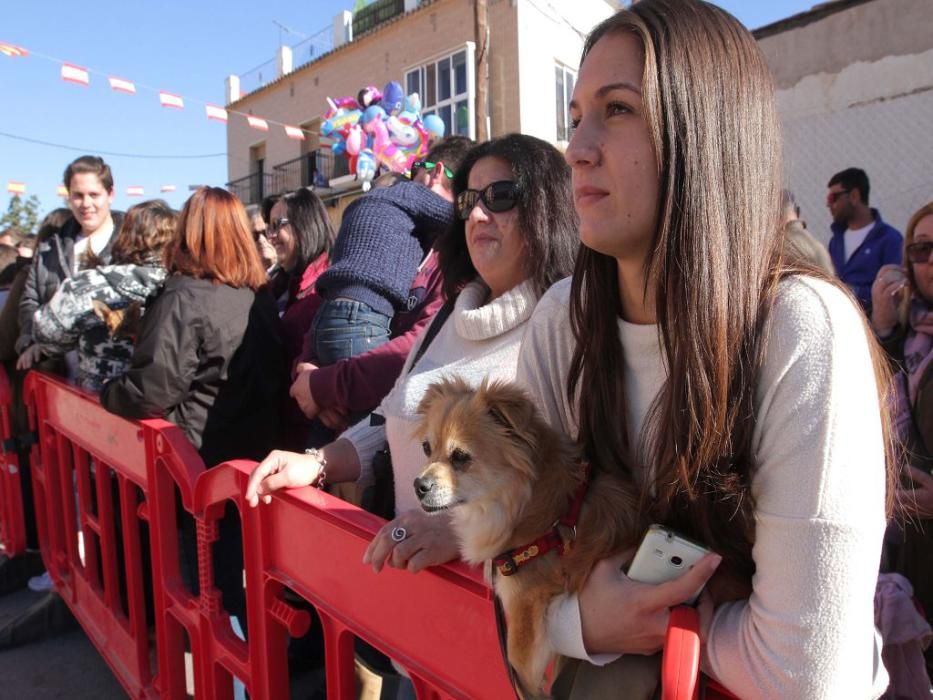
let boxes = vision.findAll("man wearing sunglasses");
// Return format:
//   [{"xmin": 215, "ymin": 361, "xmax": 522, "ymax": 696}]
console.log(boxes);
[
  {"xmin": 826, "ymin": 167, "xmax": 902, "ymax": 313},
  {"xmin": 291, "ymin": 136, "xmax": 474, "ymax": 443}
]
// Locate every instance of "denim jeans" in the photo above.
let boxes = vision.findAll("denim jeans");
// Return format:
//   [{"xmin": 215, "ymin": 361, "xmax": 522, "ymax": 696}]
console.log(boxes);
[
  {"xmin": 311, "ymin": 298, "xmax": 392, "ymax": 366},
  {"xmin": 306, "ymin": 299, "xmax": 392, "ymax": 448}
]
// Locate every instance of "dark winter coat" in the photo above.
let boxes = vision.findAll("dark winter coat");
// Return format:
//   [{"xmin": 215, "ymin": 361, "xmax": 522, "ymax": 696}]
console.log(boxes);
[{"xmin": 100, "ymin": 275, "xmax": 286, "ymax": 467}]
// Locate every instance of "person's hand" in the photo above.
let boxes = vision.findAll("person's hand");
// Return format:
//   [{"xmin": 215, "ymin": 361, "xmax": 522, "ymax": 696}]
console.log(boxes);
[
  {"xmin": 899, "ymin": 466, "xmax": 933, "ymax": 519},
  {"xmin": 245, "ymin": 449, "xmax": 325, "ymax": 507},
  {"xmin": 289, "ymin": 368, "xmax": 320, "ymax": 419},
  {"xmin": 578, "ymin": 551, "xmax": 722, "ymax": 655},
  {"xmin": 16, "ymin": 344, "xmax": 42, "ymax": 371},
  {"xmin": 362, "ymin": 508, "xmax": 461, "ymax": 574},
  {"xmin": 871, "ymin": 265, "xmax": 907, "ymax": 337},
  {"xmin": 319, "ymin": 407, "xmax": 347, "ymax": 431},
  {"xmin": 257, "ymin": 233, "xmax": 277, "ymax": 269},
  {"xmin": 294, "ymin": 361, "xmax": 317, "ymax": 378}
]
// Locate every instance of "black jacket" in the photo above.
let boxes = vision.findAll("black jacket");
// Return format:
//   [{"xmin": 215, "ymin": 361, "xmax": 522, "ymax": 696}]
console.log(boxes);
[
  {"xmin": 16, "ymin": 213, "xmax": 123, "ymax": 353},
  {"xmin": 100, "ymin": 275, "xmax": 286, "ymax": 467}
]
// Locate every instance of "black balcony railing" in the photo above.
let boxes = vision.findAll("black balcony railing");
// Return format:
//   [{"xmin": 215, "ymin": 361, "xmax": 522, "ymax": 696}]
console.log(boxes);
[
  {"xmin": 352, "ymin": 0, "xmax": 405, "ymax": 37},
  {"xmin": 227, "ymin": 149, "xmax": 355, "ymax": 206}
]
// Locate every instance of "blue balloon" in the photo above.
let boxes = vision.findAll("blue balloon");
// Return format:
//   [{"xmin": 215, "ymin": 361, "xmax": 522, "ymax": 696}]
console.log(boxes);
[
  {"xmin": 423, "ymin": 114, "xmax": 446, "ymax": 140},
  {"xmin": 331, "ymin": 141, "xmax": 346, "ymax": 156},
  {"xmin": 361, "ymin": 105, "xmax": 387, "ymax": 126},
  {"xmin": 380, "ymin": 81, "xmax": 405, "ymax": 115}
]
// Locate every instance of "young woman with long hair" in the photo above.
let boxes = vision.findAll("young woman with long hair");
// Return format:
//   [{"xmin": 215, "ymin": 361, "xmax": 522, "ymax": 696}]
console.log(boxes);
[{"xmin": 516, "ymin": 2, "xmax": 897, "ymax": 696}]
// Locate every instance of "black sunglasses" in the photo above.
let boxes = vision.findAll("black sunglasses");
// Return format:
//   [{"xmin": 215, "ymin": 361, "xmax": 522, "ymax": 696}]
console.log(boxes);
[
  {"xmin": 906, "ymin": 241, "xmax": 933, "ymax": 264},
  {"xmin": 456, "ymin": 181, "xmax": 521, "ymax": 220}
]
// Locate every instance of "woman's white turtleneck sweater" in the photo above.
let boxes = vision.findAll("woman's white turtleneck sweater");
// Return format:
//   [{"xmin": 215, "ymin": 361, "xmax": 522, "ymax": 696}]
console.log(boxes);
[
  {"xmin": 516, "ymin": 275, "xmax": 889, "ymax": 699},
  {"xmin": 344, "ymin": 278, "xmax": 538, "ymax": 514}
]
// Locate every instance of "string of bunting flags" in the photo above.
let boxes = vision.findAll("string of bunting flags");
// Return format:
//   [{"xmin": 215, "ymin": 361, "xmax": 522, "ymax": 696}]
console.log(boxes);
[
  {"xmin": 10, "ymin": 181, "xmax": 190, "ymax": 198},
  {"xmin": 0, "ymin": 40, "xmax": 314, "ymax": 142}
]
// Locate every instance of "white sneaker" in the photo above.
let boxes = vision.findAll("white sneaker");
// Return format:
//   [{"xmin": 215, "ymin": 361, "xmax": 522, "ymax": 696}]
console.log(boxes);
[{"xmin": 27, "ymin": 571, "xmax": 53, "ymax": 592}]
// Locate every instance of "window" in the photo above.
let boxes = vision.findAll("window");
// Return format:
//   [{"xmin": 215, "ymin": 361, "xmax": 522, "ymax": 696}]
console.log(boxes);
[
  {"xmin": 555, "ymin": 64, "xmax": 576, "ymax": 143},
  {"xmin": 405, "ymin": 44, "xmax": 475, "ymax": 139}
]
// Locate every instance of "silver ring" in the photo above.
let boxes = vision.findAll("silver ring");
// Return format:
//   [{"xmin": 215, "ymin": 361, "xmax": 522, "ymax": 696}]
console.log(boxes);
[{"xmin": 390, "ymin": 526, "xmax": 408, "ymax": 543}]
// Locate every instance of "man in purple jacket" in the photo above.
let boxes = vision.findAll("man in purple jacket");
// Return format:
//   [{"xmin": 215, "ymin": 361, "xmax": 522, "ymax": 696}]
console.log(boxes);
[
  {"xmin": 290, "ymin": 136, "xmax": 473, "ymax": 435},
  {"xmin": 826, "ymin": 167, "xmax": 902, "ymax": 314}
]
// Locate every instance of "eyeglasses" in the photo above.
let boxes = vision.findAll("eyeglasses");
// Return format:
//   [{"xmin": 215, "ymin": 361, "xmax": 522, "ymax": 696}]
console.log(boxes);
[
  {"xmin": 826, "ymin": 189, "xmax": 851, "ymax": 205},
  {"xmin": 456, "ymin": 181, "xmax": 521, "ymax": 220},
  {"xmin": 906, "ymin": 241, "xmax": 933, "ymax": 264},
  {"xmin": 412, "ymin": 161, "xmax": 455, "ymax": 180},
  {"xmin": 269, "ymin": 218, "xmax": 289, "ymax": 235}
]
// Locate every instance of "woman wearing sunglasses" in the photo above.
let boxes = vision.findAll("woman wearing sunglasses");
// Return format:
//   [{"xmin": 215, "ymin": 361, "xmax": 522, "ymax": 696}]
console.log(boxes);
[
  {"xmin": 247, "ymin": 132, "xmax": 577, "ymax": 572},
  {"xmin": 872, "ymin": 201, "xmax": 933, "ymax": 680}
]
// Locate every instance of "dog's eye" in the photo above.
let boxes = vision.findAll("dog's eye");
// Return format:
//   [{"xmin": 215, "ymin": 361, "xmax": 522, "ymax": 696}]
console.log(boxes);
[
  {"xmin": 421, "ymin": 440, "xmax": 431, "ymax": 457},
  {"xmin": 450, "ymin": 448, "xmax": 472, "ymax": 471}
]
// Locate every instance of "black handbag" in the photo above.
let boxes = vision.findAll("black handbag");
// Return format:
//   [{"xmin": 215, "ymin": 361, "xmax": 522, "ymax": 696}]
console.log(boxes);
[{"xmin": 360, "ymin": 300, "xmax": 454, "ymax": 520}]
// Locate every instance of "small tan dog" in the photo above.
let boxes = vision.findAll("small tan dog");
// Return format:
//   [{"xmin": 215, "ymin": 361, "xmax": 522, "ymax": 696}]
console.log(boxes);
[{"xmin": 414, "ymin": 377, "xmax": 640, "ymax": 698}]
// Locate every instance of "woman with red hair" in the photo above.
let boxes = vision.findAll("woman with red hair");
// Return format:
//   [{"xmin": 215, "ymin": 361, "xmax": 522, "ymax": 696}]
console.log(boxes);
[{"xmin": 101, "ymin": 187, "xmax": 286, "ymax": 465}]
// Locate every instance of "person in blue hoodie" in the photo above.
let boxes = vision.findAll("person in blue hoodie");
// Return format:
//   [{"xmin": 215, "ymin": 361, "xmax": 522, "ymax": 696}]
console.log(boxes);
[{"xmin": 826, "ymin": 167, "xmax": 902, "ymax": 313}]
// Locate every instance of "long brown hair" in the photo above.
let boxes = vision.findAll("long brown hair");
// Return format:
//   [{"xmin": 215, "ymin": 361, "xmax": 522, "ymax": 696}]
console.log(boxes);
[
  {"xmin": 567, "ymin": 0, "xmax": 898, "ymax": 578},
  {"xmin": 166, "ymin": 187, "xmax": 267, "ymax": 290}
]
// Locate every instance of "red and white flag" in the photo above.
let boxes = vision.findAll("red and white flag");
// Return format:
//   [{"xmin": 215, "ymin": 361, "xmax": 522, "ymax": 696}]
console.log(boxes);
[
  {"xmin": 159, "ymin": 91, "xmax": 184, "ymax": 109},
  {"xmin": 205, "ymin": 104, "xmax": 227, "ymax": 123},
  {"xmin": 56, "ymin": 185, "xmax": 68, "ymax": 197},
  {"xmin": 0, "ymin": 43, "xmax": 28, "ymax": 58},
  {"xmin": 247, "ymin": 115, "xmax": 269, "ymax": 132},
  {"xmin": 284, "ymin": 125, "xmax": 305, "ymax": 141},
  {"xmin": 160, "ymin": 185, "xmax": 176, "ymax": 193},
  {"xmin": 108, "ymin": 76, "xmax": 136, "ymax": 94},
  {"xmin": 7, "ymin": 181, "xmax": 26, "ymax": 195},
  {"xmin": 61, "ymin": 63, "xmax": 89, "ymax": 86},
  {"xmin": 127, "ymin": 186, "xmax": 144, "ymax": 197}
]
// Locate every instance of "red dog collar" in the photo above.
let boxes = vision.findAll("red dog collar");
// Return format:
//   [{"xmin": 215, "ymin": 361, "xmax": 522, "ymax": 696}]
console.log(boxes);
[{"xmin": 493, "ymin": 462, "xmax": 591, "ymax": 576}]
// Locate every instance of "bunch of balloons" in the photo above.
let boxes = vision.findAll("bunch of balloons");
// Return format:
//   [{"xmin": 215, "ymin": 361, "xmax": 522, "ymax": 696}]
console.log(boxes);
[{"xmin": 320, "ymin": 80, "xmax": 447, "ymax": 189}]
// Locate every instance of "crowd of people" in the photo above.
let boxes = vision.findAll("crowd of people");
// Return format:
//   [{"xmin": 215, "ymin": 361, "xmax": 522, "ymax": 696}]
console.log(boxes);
[{"xmin": 0, "ymin": 0, "xmax": 931, "ymax": 697}]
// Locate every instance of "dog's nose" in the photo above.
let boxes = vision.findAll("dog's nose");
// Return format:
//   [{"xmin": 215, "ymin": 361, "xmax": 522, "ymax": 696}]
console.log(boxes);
[{"xmin": 414, "ymin": 476, "xmax": 434, "ymax": 498}]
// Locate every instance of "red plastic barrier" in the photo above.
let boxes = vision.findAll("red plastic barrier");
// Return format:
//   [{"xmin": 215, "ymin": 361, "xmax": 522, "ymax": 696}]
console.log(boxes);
[
  {"xmin": 23, "ymin": 369, "xmax": 725, "ymax": 700},
  {"xmin": 663, "ymin": 606, "xmax": 739, "ymax": 700},
  {"xmin": 25, "ymin": 371, "xmax": 162, "ymax": 699},
  {"xmin": 0, "ymin": 365, "xmax": 27, "ymax": 556}
]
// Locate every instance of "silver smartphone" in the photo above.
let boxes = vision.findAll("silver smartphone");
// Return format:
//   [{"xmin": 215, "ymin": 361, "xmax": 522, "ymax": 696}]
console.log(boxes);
[{"xmin": 626, "ymin": 524, "xmax": 712, "ymax": 605}]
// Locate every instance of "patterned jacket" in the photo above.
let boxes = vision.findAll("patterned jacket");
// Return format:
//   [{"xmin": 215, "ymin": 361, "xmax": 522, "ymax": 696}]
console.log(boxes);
[{"xmin": 33, "ymin": 262, "xmax": 166, "ymax": 392}]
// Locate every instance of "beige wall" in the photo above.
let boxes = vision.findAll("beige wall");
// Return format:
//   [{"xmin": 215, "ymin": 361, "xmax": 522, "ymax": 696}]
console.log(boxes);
[
  {"xmin": 515, "ymin": 0, "xmax": 614, "ymax": 143},
  {"xmin": 757, "ymin": 0, "xmax": 933, "ymax": 89},
  {"xmin": 226, "ymin": 0, "xmax": 513, "ymax": 183},
  {"xmin": 755, "ymin": 0, "xmax": 933, "ymax": 237}
]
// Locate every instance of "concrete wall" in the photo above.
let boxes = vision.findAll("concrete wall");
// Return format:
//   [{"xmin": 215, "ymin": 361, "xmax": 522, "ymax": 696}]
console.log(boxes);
[
  {"xmin": 226, "ymin": 0, "xmax": 478, "ymax": 183},
  {"xmin": 756, "ymin": 0, "xmax": 933, "ymax": 238},
  {"xmin": 757, "ymin": 0, "xmax": 933, "ymax": 90},
  {"xmin": 514, "ymin": 0, "xmax": 614, "ymax": 143}
]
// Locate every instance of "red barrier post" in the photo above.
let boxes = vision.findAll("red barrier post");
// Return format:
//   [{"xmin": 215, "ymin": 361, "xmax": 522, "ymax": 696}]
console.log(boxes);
[
  {"xmin": 0, "ymin": 365, "xmax": 27, "ymax": 556},
  {"xmin": 24, "ymin": 371, "xmax": 159, "ymax": 699}
]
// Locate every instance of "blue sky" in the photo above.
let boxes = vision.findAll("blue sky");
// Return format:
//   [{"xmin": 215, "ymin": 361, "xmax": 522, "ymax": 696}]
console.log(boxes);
[{"xmin": 0, "ymin": 0, "xmax": 817, "ymax": 221}]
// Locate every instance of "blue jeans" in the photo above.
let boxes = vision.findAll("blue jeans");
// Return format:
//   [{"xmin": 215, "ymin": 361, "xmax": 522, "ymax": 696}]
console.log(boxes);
[
  {"xmin": 311, "ymin": 299, "xmax": 392, "ymax": 366},
  {"xmin": 306, "ymin": 299, "xmax": 392, "ymax": 448}
]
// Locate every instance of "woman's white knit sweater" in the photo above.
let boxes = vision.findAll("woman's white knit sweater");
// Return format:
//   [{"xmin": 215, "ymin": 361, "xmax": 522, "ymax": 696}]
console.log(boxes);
[
  {"xmin": 344, "ymin": 278, "xmax": 538, "ymax": 514},
  {"xmin": 516, "ymin": 276, "xmax": 889, "ymax": 699}
]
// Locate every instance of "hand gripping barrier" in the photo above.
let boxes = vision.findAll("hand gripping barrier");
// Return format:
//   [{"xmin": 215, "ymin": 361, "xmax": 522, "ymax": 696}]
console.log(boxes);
[
  {"xmin": 0, "ymin": 365, "xmax": 27, "ymax": 556},
  {"xmin": 23, "ymin": 369, "xmax": 734, "ymax": 700}
]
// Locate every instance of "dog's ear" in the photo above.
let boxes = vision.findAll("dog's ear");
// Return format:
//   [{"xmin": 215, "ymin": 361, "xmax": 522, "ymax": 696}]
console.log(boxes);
[
  {"xmin": 416, "ymin": 376, "xmax": 473, "ymax": 417},
  {"xmin": 115, "ymin": 302, "xmax": 143, "ymax": 339},
  {"xmin": 480, "ymin": 380, "xmax": 537, "ymax": 438},
  {"xmin": 92, "ymin": 300, "xmax": 122, "ymax": 334}
]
